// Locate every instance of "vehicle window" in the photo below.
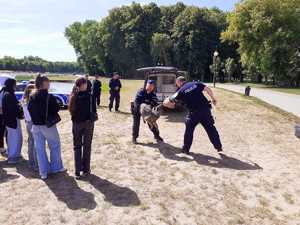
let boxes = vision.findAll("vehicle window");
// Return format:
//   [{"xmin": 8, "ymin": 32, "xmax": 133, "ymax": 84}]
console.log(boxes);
[
  {"xmin": 162, "ymin": 76, "xmax": 175, "ymax": 84},
  {"xmin": 16, "ymin": 84, "xmax": 26, "ymax": 92}
]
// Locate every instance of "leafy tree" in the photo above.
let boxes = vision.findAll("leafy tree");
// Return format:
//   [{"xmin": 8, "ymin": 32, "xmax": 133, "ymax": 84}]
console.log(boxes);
[
  {"xmin": 224, "ymin": 58, "xmax": 237, "ymax": 82},
  {"xmin": 222, "ymin": 0, "xmax": 300, "ymax": 87},
  {"xmin": 151, "ymin": 33, "xmax": 173, "ymax": 66}
]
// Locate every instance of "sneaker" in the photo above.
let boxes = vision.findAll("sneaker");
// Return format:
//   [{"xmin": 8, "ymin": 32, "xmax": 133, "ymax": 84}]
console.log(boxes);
[
  {"xmin": 82, "ymin": 171, "xmax": 91, "ymax": 177},
  {"xmin": 75, "ymin": 174, "xmax": 81, "ymax": 180},
  {"xmin": 181, "ymin": 149, "xmax": 190, "ymax": 155},
  {"xmin": 41, "ymin": 175, "xmax": 48, "ymax": 180},
  {"xmin": 132, "ymin": 138, "xmax": 138, "ymax": 145},
  {"xmin": 155, "ymin": 136, "xmax": 164, "ymax": 143},
  {"xmin": 216, "ymin": 148, "xmax": 223, "ymax": 153},
  {"xmin": 109, "ymin": 108, "xmax": 112, "ymax": 112}
]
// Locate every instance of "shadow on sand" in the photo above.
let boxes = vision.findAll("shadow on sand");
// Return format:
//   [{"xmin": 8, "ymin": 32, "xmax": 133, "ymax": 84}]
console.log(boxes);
[
  {"xmin": 138, "ymin": 142, "xmax": 262, "ymax": 171},
  {"xmin": 83, "ymin": 174, "xmax": 141, "ymax": 207}
]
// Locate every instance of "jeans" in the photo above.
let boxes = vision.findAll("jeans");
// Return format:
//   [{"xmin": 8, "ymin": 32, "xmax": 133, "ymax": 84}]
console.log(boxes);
[
  {"xmin": 109, "ymin": 91, "xmax": 120, "ymax": 111},
  {"xmin": 26, "ymin": 121, "xmax": 38, "ymax": 170},
  {"xmin": 132, "ymin": 112, "xmax": 160, "ymax": 139},
  {"xmin": 183, "ymin": 108, "xmax": 222, "ymax": 152},
  {"xmin": 32, "ymin": 125, "xmax": 64, "ymax": 177},
  {"xmin": 6, "ymin": 119, "xmax": 23, "ymax": 162},
  {"xmin": 72, "ymin": 120, "xmax": 94, "ymax": 176}
]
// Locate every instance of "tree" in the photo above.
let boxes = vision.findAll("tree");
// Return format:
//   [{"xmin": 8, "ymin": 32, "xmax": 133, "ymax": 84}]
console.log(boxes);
[
  {"xmin": 224, "ymin": 58, "xmax": 237, "ymax": 82},
  {"xmin": 222, "ymin": 0, "xmax": 300, "ymax": 87},
  {"xmin": 151, "ymin": 33, "xmax": 173, "ymax": 65}
]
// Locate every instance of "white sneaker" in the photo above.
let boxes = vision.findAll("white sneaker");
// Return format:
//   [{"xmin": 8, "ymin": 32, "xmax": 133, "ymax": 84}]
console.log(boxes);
[{"xmin": 41, "ymin": 175, "xmax": 48, "ymax": 180}]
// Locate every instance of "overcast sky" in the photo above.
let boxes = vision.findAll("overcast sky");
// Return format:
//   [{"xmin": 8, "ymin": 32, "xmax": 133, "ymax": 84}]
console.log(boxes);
[{"xmin": 0, "ymin": 0, "xmax": 238, "ymax": 62}]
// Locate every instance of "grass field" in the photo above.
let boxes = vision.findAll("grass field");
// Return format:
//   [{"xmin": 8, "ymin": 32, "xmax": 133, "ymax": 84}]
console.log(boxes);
[
  {"xmin": 232, "ymin": 82, "xmax": 300, "ymax": 95},
  {"xmin": 0, "ymin": 79, "xmax": 300, "ymax": 225}
]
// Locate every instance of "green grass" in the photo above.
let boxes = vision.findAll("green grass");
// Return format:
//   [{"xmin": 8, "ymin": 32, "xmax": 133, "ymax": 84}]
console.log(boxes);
[
  {"xmin": 15, "ymin": 74, "xmax": 76, "ymax": 82},
  {"xmin": 227, "ymin": 82, "xmax": 300, "ymax": 95}
]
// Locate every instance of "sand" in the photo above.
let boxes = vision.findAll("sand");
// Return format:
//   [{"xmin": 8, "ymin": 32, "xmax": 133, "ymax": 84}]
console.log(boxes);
[{"xmin": 0, "ymin": 79, "xmax": 300, "ymax": 225}]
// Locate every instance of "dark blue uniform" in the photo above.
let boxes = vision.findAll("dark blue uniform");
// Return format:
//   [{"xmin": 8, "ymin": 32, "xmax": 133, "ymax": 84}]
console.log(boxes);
[
  {"xmin": 132, "ymin": 89, "xmax": 160, "ymax": 140},
  {"xmin": 170, "ymin": 81, "xmax": 222, "ymax": 153},
  {"xmin": 109, "ymin": 79, "xmax": 122, "ymax": 111}
]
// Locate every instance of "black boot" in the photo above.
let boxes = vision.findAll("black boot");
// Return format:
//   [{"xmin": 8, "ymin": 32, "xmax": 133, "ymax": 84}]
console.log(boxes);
[
  {"xmin": 132, "ymin": 137, "xmax": 138, "ymax": 144},
  {"xmin": 155, "ymin": 136, "xmax": 164, "ymax": 143}
]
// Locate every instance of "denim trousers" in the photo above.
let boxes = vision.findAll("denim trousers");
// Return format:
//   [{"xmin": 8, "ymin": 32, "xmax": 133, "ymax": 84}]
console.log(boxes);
[
  {"xmin": 6, "ymin": 119, "xmax": 23, "ymax": 162},
  {"xmin": 32, "ymin": 125, "xmax": 64, "ymax": 177},
  {"xmin": 26, "ymin": 121, "xmax": 38, "ymax": 170}
]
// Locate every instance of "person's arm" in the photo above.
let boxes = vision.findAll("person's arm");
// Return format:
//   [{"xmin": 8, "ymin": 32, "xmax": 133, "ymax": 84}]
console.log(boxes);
[
  {"xmin": 109, "ymin": 79, "xmax": 113, "ymax": 89},
  {"xmin": 204, "ymin": 86, "xmax": 217, "ymax": 105},
  {"xmin": 163, "ymin": 92, "xmax": 178, "ymax": 109},
  {"xmin": 151, "ymin": 94, "xmax": 159, "ymax": 107},
  {"xmin": 3, "ymin": 93, "xmax": 18, "ymax": 119},
  {"xmin": 92, "ymin": 94, "xmax": 97, "ymax": 113},
  {"xmin": 119, "ymin": 80, "xmax": 122, "ymax": 89}
]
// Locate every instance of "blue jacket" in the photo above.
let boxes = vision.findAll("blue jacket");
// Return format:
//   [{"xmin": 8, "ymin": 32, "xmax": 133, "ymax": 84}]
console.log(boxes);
[{"xmin": 134, "ymin": 89, "xmax": 158, "ymax": 111}]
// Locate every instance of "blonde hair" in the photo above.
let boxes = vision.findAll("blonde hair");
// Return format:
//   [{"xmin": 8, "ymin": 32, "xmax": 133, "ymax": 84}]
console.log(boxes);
[{"xmin": 23, "ymin": 84, "xmax": 35, "ymax": 104}]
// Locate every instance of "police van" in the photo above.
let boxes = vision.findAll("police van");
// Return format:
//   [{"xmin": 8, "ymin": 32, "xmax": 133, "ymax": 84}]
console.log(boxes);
[{"xmin": 137, "ymin": 66, "xmax": 186, "ymax": 103}]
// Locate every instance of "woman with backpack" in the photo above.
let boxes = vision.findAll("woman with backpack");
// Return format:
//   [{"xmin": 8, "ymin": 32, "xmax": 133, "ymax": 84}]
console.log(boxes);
[
  {"xmin": 22, "ymin": 84, "xmax": 38, "ymax": 170},
  {"xmin": 2, "ymin": 78, "xmax": 24, "ymax": 164},
  {"xmin": 28, "ymin": 74, "xmax": 65, "ymax": 180},
  {"xmin": 68, "ymin": 77, "xmax": 97, "ymax": 179}
]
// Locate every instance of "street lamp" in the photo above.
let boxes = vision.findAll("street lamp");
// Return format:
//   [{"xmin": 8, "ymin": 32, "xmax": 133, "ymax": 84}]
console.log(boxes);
[{"xmin": 213, "ymin": 50, "xmax": 219, "ymax": 88}]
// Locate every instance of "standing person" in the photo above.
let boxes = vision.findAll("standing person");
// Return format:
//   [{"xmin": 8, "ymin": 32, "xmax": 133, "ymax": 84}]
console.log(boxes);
[
  {"xmin": 28, "ymin": 74, "xmax": 65, "ymax": 180},
  {"xmin": 2, "ymin": 78, "xmax": 24, "ymax": 164},
  {"xmin": 85, "ymin": 74, "xmax": 92, "ymax": 93},
  {"xmin": 0, "ymin": 87, "xmax": 7, "ymax": 154},
  {"xmin": 22, "ymin": 84, "xmax": 38, "ymax": 170},
  {"xmin": 92, "ymin": 74, "xmax": 102, "ymax": 107},
  {"xmin": 163, "ymin": 76, "xmax": 223, "ymax": 154},
  {"xmin": 68, "ymin": 77, "xmax": 97, "ymax": 179},
  {"xmin": 108, "ymin": 73, "xmax": 122, "ymax": 112},
  {"xmin": 132, "ymin": 80, "xmax": 163, "ymax": 144}
]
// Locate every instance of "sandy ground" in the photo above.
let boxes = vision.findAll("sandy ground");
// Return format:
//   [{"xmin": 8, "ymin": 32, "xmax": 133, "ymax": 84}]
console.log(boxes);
[{"xmin": 1, "ymin": 79, "xmax": 300, "ymax": 225}]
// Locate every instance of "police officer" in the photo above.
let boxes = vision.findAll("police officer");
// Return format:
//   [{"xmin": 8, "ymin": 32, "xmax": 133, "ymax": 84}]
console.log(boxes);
[
  {"xmin": 132, "ymin": 80, "xmax": 163, "ymax": 144},
  {"xmin": 163, "ymin": 76, "xmax": 223, "ymax": 154},
  {"xmin": 108, "ymin": 73, "xmax": 122, "ymax": 112},
  {"xmin": 92, "ymin": 74, "xmax": 102, "ymax": 107}
]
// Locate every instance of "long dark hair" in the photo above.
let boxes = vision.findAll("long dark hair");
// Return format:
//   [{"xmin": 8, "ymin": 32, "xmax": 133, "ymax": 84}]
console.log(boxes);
[
  {"xmin": 3, "ymin": 78, "xmax": 16, "ymax": 93},
  {"xmin": 35, "ymin": 74, "xmax": 49, "ymax": 90},
  {"xmin": 68, "ymin": 77, "xmax": 87, "ymax": 114}
]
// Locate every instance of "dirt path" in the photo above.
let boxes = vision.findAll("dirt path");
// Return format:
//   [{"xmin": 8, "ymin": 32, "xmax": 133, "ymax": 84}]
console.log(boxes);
[
  {"xmin": 0, "ymin": 80, "xmax": 300, "ymax": 225},
  {"xmin": 215, "ymin": 83, "xmax": 300, "ymax": 117}
]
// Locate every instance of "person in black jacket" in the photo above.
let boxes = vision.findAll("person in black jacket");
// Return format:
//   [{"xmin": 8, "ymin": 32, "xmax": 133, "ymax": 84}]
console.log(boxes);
[
  {"xmin": 69, "ymin": 77, "xmax": 97, "ymax": 179},
  {"xmin": 132, "ymin": 80, "xmax": 163, "ymax": 144},
  {"xmin": 85, "ymin": 74, "xmax": 92, "ymax": 93},
  {"xmin": 108, "ymin": 73, "xmax": 122, "ymax": 112},
  {"xmin": 28, "ymin": 74, "xmax": 65, "ymax": 180},
  {"xmin": 92, "ymin": 74, "xmax": 102, "ymax": 107},
  {"xmin": 2, "ymin": 78, "xmax": 23, "ymax": 164}
]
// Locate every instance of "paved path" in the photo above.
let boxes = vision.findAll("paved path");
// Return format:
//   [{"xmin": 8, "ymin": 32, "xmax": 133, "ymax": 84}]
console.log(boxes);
[{"xmin": 212, "ymin": 84, "xmax": 300, "ymax": 117}]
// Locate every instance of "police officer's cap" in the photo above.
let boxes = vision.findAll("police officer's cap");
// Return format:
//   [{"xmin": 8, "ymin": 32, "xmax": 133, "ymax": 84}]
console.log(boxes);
[{"xmin": 147, "ymin": 80, "xmax": 155, "ymax": 85}]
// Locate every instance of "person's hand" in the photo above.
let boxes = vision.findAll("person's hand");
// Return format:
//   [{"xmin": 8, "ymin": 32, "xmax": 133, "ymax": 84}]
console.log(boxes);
[{"xmin": 163, "ymin": 98, "xmax": 176, "ymax": 109}]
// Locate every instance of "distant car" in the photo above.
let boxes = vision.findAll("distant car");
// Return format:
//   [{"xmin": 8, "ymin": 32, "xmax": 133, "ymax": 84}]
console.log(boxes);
[
  {"xmin": 137, "ymin": 66, "xmax": 186, "ymax": 103},
  {"xmin": 14, "ymin": 81, "xmax": 69, "ymax": 108}
]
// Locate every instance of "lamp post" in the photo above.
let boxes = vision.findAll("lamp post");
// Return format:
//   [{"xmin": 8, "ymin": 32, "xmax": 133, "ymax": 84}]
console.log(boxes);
[{"xmin": 213, "ymin": 50, "xmax": 219, "ymax": 88}]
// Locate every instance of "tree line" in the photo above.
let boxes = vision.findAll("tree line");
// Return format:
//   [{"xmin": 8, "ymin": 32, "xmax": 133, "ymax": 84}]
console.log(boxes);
[
  {"xmin": 65, "ymin": 1, "xmax": 300, "ymax": 87},
  {"xmin": 65, "ymin": 2, "xmax": 238, "ymax": 80},
  {"xmin": 0, "ymin": 56, "xmax": 83, "ymax": 74}
]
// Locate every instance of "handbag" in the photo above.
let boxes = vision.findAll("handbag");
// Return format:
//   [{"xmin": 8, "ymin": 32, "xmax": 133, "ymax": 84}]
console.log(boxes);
[
  {"xmin": 90, "ymin": 95, "xmax": 98, "ymax": 122},
  {"xmin": 45, "ymin": 94, "xmax": 61, "ymax": 128}
]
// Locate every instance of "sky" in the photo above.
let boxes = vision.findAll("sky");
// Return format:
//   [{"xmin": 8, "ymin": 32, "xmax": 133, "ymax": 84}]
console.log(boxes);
[{"xmin": 0, "ymin": 0, "xmax": 238, "ymax": 62}]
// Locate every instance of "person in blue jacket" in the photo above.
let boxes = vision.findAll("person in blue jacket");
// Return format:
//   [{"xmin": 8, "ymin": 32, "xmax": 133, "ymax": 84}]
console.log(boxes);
[
  {"xmin": 163, "ymin": 76, "xmax": 223, "ymax": 154},
  {"xmin": 108, "ymin": 73, "xmax": 122, "ymax": 112},
  {"xmin": 132, "ymin": 80, "xmax": 163, "ymax": 144}
]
